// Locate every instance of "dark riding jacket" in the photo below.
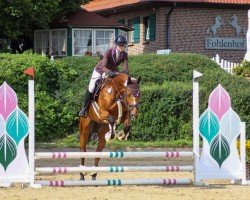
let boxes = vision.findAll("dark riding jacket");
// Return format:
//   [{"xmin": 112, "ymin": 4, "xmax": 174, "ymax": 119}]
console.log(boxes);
[{"xmin": 95, "ymin": 47, "xmax": 128, "ymax": 74}]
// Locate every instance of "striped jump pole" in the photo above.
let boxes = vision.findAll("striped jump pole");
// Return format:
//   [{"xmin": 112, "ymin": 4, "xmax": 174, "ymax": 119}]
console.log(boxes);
[
  {"xmin": 36, "ymin": 165, "xmax": 194, "ymax": 174},
  {"xmin": 35, "ymin": 151, "xmax": 193, "ymax": 159},
  {"xmin": 35, "ymin": 178, "xmax": 192, "ymax": 187}
]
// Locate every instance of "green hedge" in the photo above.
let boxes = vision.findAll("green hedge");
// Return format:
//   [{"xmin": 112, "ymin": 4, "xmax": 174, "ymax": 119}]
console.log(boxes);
[
  {"xmin": 234, "ymin": 60, "xmax": 250, "ymax": 77},
  {"xmin": 130, "ymin": 82, "xmax": 193, "ymax": 141},
  {"xmin": 0, "ymin": 53, "xmax": 98, "ymax": 141},
  {"xmin": 0, "ymin": 53, "xmax": 249, "ymax": 141}
]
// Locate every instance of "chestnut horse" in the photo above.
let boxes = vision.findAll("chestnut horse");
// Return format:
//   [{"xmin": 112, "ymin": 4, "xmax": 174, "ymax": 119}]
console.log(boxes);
[{"xmin": 79, "ymin": 73, "xmax": 141, "ymax": 180}]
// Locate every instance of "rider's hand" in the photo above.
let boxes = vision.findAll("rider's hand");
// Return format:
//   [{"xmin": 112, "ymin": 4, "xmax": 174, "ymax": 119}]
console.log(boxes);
[{"xmin": 107, "ymin": 71, "xmax": 116, "ymax": 78}]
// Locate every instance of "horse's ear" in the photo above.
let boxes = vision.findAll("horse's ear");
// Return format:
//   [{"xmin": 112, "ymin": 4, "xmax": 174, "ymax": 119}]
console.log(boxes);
[
  {"xmin": 137, "ymin": 76, "xmax": 141, "ymax": 84},
  {"xmin": 127, "ymin": 76, "xmax": 132, "ymax": 85}
]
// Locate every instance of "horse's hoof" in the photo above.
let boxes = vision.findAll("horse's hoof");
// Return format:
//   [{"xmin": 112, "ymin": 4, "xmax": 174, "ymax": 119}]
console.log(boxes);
[
  {"xmin": 105, "ymin": 132, "xmax": 115, "ymax": 142},
  {"xmin": 91, "ymin": 173, "xmax": 97, "ymax": 180},
  {"xmin": 117, "ymin": 130, "xmax": 125, "ymax": 141},
  {"xmin": 80, "ymin": 173, "xmax": 85, "ymax": 180},
  {"xmin": 105, "ymin": 132, "xmax": 111, "ymax": 142},
  {"xmin": 110, "ymin": 133, "xmax": 115, "ymax": 140}
]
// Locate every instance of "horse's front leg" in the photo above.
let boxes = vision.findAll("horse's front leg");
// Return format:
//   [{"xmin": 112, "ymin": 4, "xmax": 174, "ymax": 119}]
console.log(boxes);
[
  {"xmin": 108, "ymin": 116, "xmax": 115, "ymax": 139},
  {"xmin": 117, "ymin": 114, "xmax": 131, "ymax": 141},
  {"xmin": 124, "ymin": 124, "xmax": 131, "ymax": 140},
  {"xmin": 91, "ymin": 124, "xmax": 108, "ymax": 180},
  {"xmin": 79, "ymin": 117, "xmax": 92, "ymax": 180}
]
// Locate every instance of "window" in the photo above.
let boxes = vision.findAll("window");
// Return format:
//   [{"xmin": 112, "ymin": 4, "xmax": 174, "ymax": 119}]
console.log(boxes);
[
  {"xmin": 95, "ymin": 30, "xmax": 114, "ymax": 56},
  {"xmin": 143, "ymin": 14, "xmax": 156, "ymax": 42},
  {"xmin": 34, "ymin": 30, "xmax": 49, "ymax": 55},
  {"xmin": 118, "ymin": 19, "xmax": 125, "ymax": 25},
  {"xmin": 144, "ymin": 17, "xmax": 150, "ymax": 41},
  {"xmin": 52, "ymin": 30, "xmax": 67, "ymax": 56},
  {"xmin": 72, "ymin": 29, "xmax": 115, "ymax": 56},
  {"xmin": 34, "ymin": 29, "xmax": 67, "ymax": 56},
  {"xmin": 73, "ymin": 29, "xmax": 92, "ymax": 56},
  {"xmin": 118, "ymin": 30, "xmax": 128, "ymax": 39},
  {"xmin": 127, "ymin": 19, "xmax": 134, "ymax": 43}
]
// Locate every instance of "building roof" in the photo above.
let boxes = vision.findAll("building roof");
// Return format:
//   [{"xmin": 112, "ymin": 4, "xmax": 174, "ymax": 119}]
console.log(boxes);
[
  {"xmin": 51, "ymin": 8, "xmax": 132, "ymax": 31},
  {"xmin": 83, "ymin": 0, "xmax": 250, "ymax": 12}
]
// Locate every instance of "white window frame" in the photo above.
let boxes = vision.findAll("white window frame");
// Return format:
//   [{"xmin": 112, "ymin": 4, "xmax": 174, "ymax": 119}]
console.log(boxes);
[
  {"xmin": 72, "ymin": 28, "xmax": 115, "ymax": 56},
  {"xmin": 51, "ymin": 29, "xmax": 67, "ymax": 56},
  {"xmin": 34, "ymin": 29, "xmax": 67, "ymax": 56},
  {"xmin": 34, "ymin": 30, "xmax": 49, "ymax": 55},
  {"xmin": 94, "ymin": 29, "xmax": 115, "ymax": 56},
  {"xmin": 72, "ymin": 28, "xmax": 93, "ymax": 56}
]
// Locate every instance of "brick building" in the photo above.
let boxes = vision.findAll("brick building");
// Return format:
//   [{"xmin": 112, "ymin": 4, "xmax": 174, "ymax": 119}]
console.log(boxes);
[{"xmin": 84, "ymin": 0, "xmax": 250, "ymax": 62}]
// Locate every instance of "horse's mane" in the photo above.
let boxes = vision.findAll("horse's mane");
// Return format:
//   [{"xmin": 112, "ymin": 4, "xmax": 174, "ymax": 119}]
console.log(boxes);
[{"xmin": 111, "ymin": 73, "xmax": 129, "ymax": 86}]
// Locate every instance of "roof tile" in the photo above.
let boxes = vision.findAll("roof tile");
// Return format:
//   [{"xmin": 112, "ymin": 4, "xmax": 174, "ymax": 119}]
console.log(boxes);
[
  {"xmin": 51, "ymin": 8, "xmax": 131, "ymax": 30},
  {"xmin": 84, "ymin": 0, "xmax": 250, "ymax": 12}
]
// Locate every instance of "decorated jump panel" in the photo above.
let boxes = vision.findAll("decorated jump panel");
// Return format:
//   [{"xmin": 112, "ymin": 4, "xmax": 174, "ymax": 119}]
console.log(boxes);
[
  {"xmin": 0, "ymin": 82, "xmax": 30, "ymax": 183},
  {"xmin": 197, "ymin": 84, "xmax": 244, "ymax": 180}
]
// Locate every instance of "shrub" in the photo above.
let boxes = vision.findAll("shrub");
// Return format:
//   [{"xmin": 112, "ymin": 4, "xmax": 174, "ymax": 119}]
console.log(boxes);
[
  {"xmin": 234, "ymin": 60, "xmax": 250, "ymax": 77},
  {"xmin": 130, "ymin": 82, "xmax": 193, "ymax": 141}
]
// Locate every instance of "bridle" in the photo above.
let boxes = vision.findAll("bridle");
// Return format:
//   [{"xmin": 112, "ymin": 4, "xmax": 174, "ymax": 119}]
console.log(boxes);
[
  {"xmin": 110, "ymin": 78, "xmax": 141, "ymax": 112},
  {"xmin": 122, "ymin": 86, "xmax": 141, "ymax": 111}
]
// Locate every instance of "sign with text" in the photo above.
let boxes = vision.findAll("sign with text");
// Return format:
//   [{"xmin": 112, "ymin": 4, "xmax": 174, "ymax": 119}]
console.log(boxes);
[
  {"xmin": 156, "ymin": 49, "xmax": 171, "ymax": 55},
  {"xmin": 205, "ymin": 37, "xmax": 246, "ymax": 50},
  {"xmin": 206, "ymin": 15, "xmax": 246, "ymax": 50}
]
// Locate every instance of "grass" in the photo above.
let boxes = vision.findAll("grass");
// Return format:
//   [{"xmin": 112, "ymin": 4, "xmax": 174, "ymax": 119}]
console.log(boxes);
[{"xmin": 36, "ymin": 134, "xmax": 193, "ymax": 149}]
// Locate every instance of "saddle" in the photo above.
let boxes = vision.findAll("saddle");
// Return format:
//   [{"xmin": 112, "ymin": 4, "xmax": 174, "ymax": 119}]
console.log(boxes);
[{"xmin": 92, "ymin": 78, "xmax": 109, "ymax": 100}]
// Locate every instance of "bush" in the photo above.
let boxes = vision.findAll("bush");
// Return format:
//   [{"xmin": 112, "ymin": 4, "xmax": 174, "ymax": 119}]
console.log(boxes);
[
  {"xmin": 234, "ymin": 60, "xmax": 250, "ymax": 77},
  {"xmin": 130, "ymin": 82, "xmax": 193, "ymax": 141}
]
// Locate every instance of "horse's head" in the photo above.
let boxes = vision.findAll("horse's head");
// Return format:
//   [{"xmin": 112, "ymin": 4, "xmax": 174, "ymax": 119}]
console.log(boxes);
[
  {"xmin": 215, "ymin": 16, "xmax": 224, "ymax": 26},
  {"xmin": 228, "ymin": 15, "xmax": 237, "ymax": 26},
  {"xmin": 124, "ymin": 76, "xmax": 141, "ymax": 119}
]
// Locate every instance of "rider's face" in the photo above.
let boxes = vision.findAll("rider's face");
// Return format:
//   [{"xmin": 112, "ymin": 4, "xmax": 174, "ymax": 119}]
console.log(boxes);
[{"xmin": 117, "ymin": 45, "xmax": 126, "ymax": 52}]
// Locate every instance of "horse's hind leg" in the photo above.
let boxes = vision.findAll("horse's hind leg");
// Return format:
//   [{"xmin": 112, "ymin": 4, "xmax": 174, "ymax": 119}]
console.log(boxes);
[
  {"xmin": 91, "ymin": 124, "xmax": 109, "ymax": 180},
  {"xmin": 79, "ymin": 117, "xmax": 92, "ymax": 180}
]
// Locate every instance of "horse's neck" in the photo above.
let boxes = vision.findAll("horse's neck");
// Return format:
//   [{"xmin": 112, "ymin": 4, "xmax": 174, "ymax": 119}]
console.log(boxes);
[{"xmin": 96, "ymin": 80, "xmax": 126, "ymax": 105}]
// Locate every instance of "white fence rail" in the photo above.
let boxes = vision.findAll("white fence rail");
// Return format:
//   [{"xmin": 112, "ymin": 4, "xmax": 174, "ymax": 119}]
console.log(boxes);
[{"xmin": 212, "ymin": 54, "xmax": 239, "ymax": 74}]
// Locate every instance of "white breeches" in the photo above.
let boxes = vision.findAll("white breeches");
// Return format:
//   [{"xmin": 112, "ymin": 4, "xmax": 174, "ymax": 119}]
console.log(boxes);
[{"xmin": 88, "ymin": 69, "xmax": 102, "ymax": 93}]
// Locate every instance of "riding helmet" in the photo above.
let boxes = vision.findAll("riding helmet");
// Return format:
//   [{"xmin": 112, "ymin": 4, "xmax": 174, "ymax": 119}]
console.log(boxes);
[{"xmin": 115, "ymin": 35, "xmax": 127, "ymax": 46}]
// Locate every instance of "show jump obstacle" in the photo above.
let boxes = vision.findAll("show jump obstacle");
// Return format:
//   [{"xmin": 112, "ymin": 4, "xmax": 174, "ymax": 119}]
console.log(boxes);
[{"xmin": 0, "ymin": 70, "xmax": 248, "ymax": 188}]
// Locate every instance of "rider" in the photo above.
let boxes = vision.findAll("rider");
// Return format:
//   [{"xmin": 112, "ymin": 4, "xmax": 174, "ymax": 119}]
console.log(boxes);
[{"xmin": 79, "ymin": 35, "xmax": 129, "ymax": 117}]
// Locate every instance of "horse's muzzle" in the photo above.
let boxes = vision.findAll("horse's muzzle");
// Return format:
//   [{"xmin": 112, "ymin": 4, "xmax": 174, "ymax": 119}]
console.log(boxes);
[{"xmin": 130, "ymin": 111, "xmax": 138, "ymax": 120}]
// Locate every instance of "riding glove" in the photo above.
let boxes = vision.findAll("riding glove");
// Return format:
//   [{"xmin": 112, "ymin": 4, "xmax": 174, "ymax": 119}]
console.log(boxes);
[{"xmin": 107, "ymin": 71, "xmax": 116, "ymax": 78}]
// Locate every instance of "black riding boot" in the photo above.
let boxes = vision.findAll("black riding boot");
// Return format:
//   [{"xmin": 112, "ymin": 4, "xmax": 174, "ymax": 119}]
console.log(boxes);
[{"xmin": 79, "ymin": 90, "xmax": 93, "ymax": 117}]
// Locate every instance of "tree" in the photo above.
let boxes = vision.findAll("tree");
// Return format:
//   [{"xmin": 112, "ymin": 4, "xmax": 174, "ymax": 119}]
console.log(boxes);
[{"xmin": 0, "ymin": 0, "xmax": 90, "ymax": 39}]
